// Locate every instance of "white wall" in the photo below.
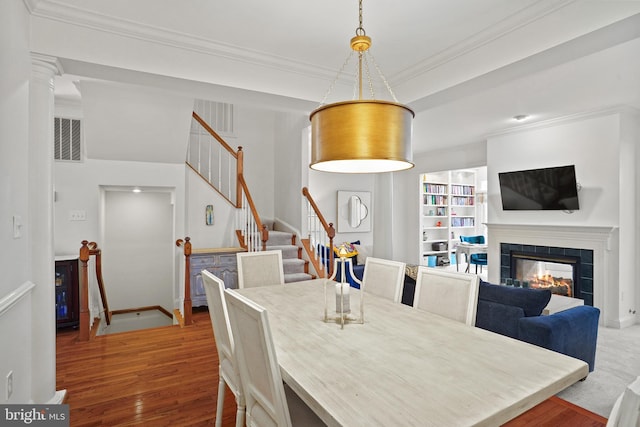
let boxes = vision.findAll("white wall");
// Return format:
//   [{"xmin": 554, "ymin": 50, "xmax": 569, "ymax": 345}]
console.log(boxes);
[
  {"xmin": 308, "ymin": 169, "xmax": 375, "ymax": 248},
  {"xmin": 233, "ymin": 105, "xmax": 276, "ymax": 220},
  {"xmin": 0, "ymin": 0, "xmax": 50, "ymax": 404},
  {"xmin": 487, "ymin": 113, "xmax": 620, "ymax": 226},
  {"xmin": 274, "ymin": 112, "xmax": 308, "ymax": 232},
  {"xmin": 186, "ymin": 168, "xmax": 238, "ymax": 248},
  {"xmin": 54, "ymin": 159, "xmax": 185, "ymax": 255}
]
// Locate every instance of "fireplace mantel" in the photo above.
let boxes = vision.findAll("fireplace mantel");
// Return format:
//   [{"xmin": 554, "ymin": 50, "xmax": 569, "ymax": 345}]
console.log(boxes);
[
  {"xmin": 485, "ymin": 224, "xmax": 617, "ymax": 246},
  {"xmin": 486, "ymin": 223, "xmax": 620, "ymax": 326}
]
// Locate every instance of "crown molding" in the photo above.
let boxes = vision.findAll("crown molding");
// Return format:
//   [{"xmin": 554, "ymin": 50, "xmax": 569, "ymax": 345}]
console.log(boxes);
[
  {"xmin": 30, "ymin": 0, "xmax": 337, "ymax": 82},
  {"xmin": 486, "ymin": 105, "xmax": 640, "ymax": 139},
  {"xmin": 22, "ymin": 0, "xmax": 39, "ymax": 14},
  {"xmin": 389, "ymin": 0, "xmax": 575, "ymax": 86}
]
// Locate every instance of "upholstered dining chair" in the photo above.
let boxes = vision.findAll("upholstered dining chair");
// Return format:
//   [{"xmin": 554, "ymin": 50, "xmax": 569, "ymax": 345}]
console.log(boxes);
[
  {"xmin": 607, "ymin": 376, "xmax": 640, "ymax": 426},
  {"xmin": 236, "ymin": 249, "xmax": 285, "ymax": 288},
  {"xmin": 459, "ymin": 235, "xmax": 488, "ymax": 273},
  {"xmin": 224, "ymin": 289, "xmax": 325, "ymax": 427},
  {"xmin": 201, "ymin": 270, "xmax": 245, "ymax": 427},
  {"xmin": 361, "ymin": 257, "xmax": 406, "ymax": 303},
  {"xmin": 413, "ymin": 266, "xmax": 480, "ymax": 326}
]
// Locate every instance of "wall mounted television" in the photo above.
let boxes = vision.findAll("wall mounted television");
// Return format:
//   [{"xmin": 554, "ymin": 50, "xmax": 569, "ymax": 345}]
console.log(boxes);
[{"xmin": 498, "ymin": 165, "xmax": 580, "ymax": 210}]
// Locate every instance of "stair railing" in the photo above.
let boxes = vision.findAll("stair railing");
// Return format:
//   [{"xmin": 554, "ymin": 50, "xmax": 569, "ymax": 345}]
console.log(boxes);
[
  {"xmin": 302, "ymin": 187, "xmax": 336, "ymax": 278},
  {"xmin": 188, "ymin": 111, "xmax": 268, "ymax": 251},
  {"xmin": 78, "ymin": 240, "xmax": 111, "ymax": 341}
]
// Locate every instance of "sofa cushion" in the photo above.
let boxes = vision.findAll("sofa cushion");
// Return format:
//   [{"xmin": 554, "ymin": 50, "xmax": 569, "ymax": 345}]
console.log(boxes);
[
  {"xmin": 479, "ymin": 280, "xmax": 551, "ymax": 317},
  {"xmin": 476, "ymin": 300, "xmax": 525, "ymax": 339}
]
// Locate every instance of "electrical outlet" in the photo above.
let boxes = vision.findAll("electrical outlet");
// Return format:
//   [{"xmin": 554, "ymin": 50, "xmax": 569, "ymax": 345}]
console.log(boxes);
[{"xmin": 6, "ymin": 371, "xmax": 13, "ymax": 400}]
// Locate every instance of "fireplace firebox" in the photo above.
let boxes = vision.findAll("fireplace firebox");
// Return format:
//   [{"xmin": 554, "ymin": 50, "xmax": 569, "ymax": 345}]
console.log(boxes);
[
  {"xmin": 500, "ymin": 243, "xmax": 594, "ymax": 306},
  {"xmin": 511, "ymin": 252, "xmax": 579, "ymax": 297}
]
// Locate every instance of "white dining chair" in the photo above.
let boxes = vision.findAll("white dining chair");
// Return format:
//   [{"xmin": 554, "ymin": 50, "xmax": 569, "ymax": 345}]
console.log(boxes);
[
  {"xmin": 236, "ymin": 249, "xmax": 285, "ymax": 288},
  {"xmin": 361, "ymin": 257, "xmax": 406, "ymax": 303},
  {"xmin": 607, "ymin": 376, "xmax": 640, "ymax": 426},
  {"xmin": 413, "ymin": 266, "xmax": 480, "ymax": 326},
  {"xmin": 201, "ymin": 270, "xmax": 245, "ymax": 427},
  {"xmin": 224, "ymin": 289, "xmax": 325, "ymax": 427}
]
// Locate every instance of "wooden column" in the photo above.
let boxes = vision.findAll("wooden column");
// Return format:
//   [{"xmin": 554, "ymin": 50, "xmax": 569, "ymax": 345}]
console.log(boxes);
[{"xmin": 78, "ymin": 240, "xmax": 90, "ymax": 341}]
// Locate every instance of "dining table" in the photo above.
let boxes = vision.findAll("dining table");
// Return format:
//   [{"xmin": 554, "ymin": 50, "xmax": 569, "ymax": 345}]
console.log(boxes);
[
  {"xmin": 456, "ymin": 242, "xmax": 488, "ymax": 272},
  {"xmin": 232, "ymin": 279, "xmax": 588, "ymax": 427}
]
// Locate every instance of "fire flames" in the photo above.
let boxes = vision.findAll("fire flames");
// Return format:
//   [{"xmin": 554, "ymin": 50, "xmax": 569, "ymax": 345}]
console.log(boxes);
[{"xmin": 528, "ymin": 273, "xmax": 573, "ymax": 297}]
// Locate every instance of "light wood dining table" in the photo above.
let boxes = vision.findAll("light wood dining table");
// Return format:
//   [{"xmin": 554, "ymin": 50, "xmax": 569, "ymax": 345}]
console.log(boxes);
[{"xmin": 232, "ymin": 279, "xmax": 588, "ymax": 427}]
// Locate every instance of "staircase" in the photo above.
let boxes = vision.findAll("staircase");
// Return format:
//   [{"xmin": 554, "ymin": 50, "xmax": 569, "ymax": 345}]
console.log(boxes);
[
  {"xmin": 262, "ymin": 222, "xmax": 314, "ymax": 283},
  {"xmin": 186, "ymin": 110, "xmax": 312, "ymax": 283}
]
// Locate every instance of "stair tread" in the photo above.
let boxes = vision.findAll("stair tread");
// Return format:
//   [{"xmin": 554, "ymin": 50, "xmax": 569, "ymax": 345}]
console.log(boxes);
[{"xmin": 285, "ymin": 273, "xmax": 314, "ymax": 283}]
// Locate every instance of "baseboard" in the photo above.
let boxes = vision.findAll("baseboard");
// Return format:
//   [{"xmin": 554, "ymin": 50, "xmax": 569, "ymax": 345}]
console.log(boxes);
[{"xmin": 47, "ymin": 390, "xmax": 67, "ymax": 404}]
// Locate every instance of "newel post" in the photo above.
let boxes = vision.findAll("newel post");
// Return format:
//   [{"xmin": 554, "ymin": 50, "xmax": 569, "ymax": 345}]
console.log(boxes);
[
  {"xmin": 328, "ymin": 222, "xmax": 336, "ymax": 277},
  {"xmin": 236, "ymin": 146, "xmax": 244, "ymax": 207},
  {"xmin": 79, "ymin": 240, "xmax": 90, "ymax": 341},
  {"xmin": 177, "ymin": 237, "xmax": 193, "ymax": 325}
]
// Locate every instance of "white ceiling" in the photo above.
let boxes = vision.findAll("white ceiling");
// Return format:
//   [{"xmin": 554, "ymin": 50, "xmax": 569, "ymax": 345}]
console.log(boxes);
[{"xmin": 30, "ymin": 0, "xmax": 640, "ymax": 155}]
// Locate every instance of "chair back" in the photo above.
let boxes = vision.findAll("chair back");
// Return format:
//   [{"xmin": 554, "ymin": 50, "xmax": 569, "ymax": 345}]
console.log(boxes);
[
  {"xmin": 361, "ymin": 257, "xmax": 406, "ymax": 303},
  {"xmin": 237, "ymin": 249, "xmax": 285, "ymax": 288},
  {"xmin": 460, "ymin": 235, "xmax": 485, "ymax": 244},
  {"xmin": 607, "ymin": 376, "xmax": 640, "ymax": 427},
  {"xmin": 413, "ymin": 267, "xmax": 480, "ymax": 326},
  {"xmin": 224, "ymin": 289, "xmax": 292, "ymax": 427},
  {"xmin": 201, "ymin": 271, "xmax": 238, "ymax": 380}
]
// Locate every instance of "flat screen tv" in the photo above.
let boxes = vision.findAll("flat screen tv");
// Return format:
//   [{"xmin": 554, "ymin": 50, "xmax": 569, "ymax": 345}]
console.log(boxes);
[{"xmin": 498, "ymin": 165, "xmax": 579, "ymax": 210}]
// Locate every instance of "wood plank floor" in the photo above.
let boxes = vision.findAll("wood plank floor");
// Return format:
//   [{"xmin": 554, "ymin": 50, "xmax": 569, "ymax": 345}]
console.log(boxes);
[{"xmin": 56, "ymin": 309, "xmax": 607, "ymax": 426}]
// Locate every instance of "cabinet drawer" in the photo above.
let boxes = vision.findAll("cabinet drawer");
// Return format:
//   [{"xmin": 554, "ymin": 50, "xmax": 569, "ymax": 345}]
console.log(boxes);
[
  {"xmin": 217, "ymin": 254, "xmax": 237, "ymax": 267},
  {"xmin": 191, "ymin": 255, "xmax": 216, "ymax": 268}
]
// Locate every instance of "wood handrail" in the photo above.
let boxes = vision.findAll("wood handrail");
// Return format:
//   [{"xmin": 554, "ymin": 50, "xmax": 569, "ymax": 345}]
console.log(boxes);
[
  {"xmin": 78, "ymin": 240, "xmax": 112, "ymax": 341},
  {"xmin": 176, "ymin": 237, "xmax": 192, "ymax": 326},
  {"xmin": 189, "ymin": 111, "xmax": 266, "ymax": 250},
  {"xmin": 302, "ymin": 187, "xmax": 334, "ymax": 236},
  {"xmin": 192, "ymin": 111, "xmax": 238, "ymax": 158},
  {"xmin": 238, "ymin": 175, "xmax": 268, "ymax": 250},
  {"xmin": 301, "ymin": 187, "xmax": 336, "ymax": 277}
]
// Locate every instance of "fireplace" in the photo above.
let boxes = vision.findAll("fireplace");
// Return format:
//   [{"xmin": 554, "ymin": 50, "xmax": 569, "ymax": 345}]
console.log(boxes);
[{"xmin": 500, "ymin": 243, "xmax": 594, "ymax": 306}]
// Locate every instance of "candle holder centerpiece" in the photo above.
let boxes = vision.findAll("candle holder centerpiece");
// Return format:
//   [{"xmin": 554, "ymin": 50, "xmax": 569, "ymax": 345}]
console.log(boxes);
[{"xmin": 323, "ymin": 249, "xmax": 364, "ymax": 329}]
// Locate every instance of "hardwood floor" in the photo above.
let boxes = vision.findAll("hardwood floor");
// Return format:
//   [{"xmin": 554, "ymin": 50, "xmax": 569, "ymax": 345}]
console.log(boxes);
[
  {"xmin": 56, "ymin": 310, "xmax": 235, "ymax": 426},
  {"xmin": 56, "ymin": 309, "xmax": 607, "ymax": 426}
]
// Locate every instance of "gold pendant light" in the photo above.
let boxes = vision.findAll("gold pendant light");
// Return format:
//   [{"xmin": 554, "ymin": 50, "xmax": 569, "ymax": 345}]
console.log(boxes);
[{"xmin": 310, "ymin": 0, "xmax": 414, "ymax": 174}]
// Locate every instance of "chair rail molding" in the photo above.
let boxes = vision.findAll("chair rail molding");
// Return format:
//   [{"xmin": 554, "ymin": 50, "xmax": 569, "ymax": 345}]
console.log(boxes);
[{"xmin": 0, "ymin": 281, "xmax": 36, "ymax": 317}]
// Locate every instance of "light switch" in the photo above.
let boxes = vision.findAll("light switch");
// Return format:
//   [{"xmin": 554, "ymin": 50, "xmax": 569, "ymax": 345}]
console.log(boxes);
[
  {"xmin": 68, "ymin": 210, "xmax": 87, "ymax": 221},
  {"xmin": 13, "ymin": 215, "xmax": 22, "ymax": 239}
]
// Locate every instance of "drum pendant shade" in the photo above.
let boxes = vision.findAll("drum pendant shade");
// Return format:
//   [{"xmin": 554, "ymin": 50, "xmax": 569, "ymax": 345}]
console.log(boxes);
[
  {"xmin": 309, "ymin": 0, "xmax": 414, "ymax": 174},
  {"xmin": 310, "ymin": 100, "xmax": 414, "ymax": 173}
]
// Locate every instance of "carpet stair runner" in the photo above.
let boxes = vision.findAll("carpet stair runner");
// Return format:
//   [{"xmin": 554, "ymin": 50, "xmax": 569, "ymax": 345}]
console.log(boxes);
[{"xmin": 263, "ymin": 227, "xmax": 313, "ymax": 283}]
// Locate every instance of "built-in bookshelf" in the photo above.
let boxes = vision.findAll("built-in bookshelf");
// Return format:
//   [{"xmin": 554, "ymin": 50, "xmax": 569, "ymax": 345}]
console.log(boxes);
[{"xmin": 420, "ymin": 170, "xmax": 477, "ymax": 265}]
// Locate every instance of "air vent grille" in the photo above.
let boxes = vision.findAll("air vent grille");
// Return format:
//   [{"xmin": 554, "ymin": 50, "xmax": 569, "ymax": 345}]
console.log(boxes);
[
  {"xmin": 54, "ymin": 117, "xmax": 82, "ymax": 161},
  {"xmin": 193, "ymin": 100, "xmax": 235, "ymax": 136}
]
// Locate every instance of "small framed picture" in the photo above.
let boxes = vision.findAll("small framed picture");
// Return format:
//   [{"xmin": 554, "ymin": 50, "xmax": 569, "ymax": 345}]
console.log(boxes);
[{"xmin": 205, "ymin": 205, "xmax": 214, "ymax": 225}]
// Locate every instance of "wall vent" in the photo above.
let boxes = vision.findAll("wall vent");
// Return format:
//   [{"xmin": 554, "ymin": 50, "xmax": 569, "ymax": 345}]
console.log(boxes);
[
  {"xmin": 193, "ymin": 100, "xmax": 235, "ymax": 137},
  {"xmin": 54, "ymin": 117, "xmax": 82, "ymax": 161}
]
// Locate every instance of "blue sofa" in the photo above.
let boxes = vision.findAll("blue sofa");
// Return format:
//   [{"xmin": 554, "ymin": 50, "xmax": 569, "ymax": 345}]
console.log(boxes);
[
  {"xmin": 475, "ymin": 280, "xmax": 600, "ymax": 372},
  {"xmin": 401, "ymin": 276, "xmax": 599, "ymax": 372}
]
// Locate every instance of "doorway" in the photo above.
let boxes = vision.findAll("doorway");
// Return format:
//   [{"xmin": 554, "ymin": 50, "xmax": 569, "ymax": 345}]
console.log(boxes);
[{"xmin": 99, "ymin": 187, "xmax": 175, "ymax": 333}]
